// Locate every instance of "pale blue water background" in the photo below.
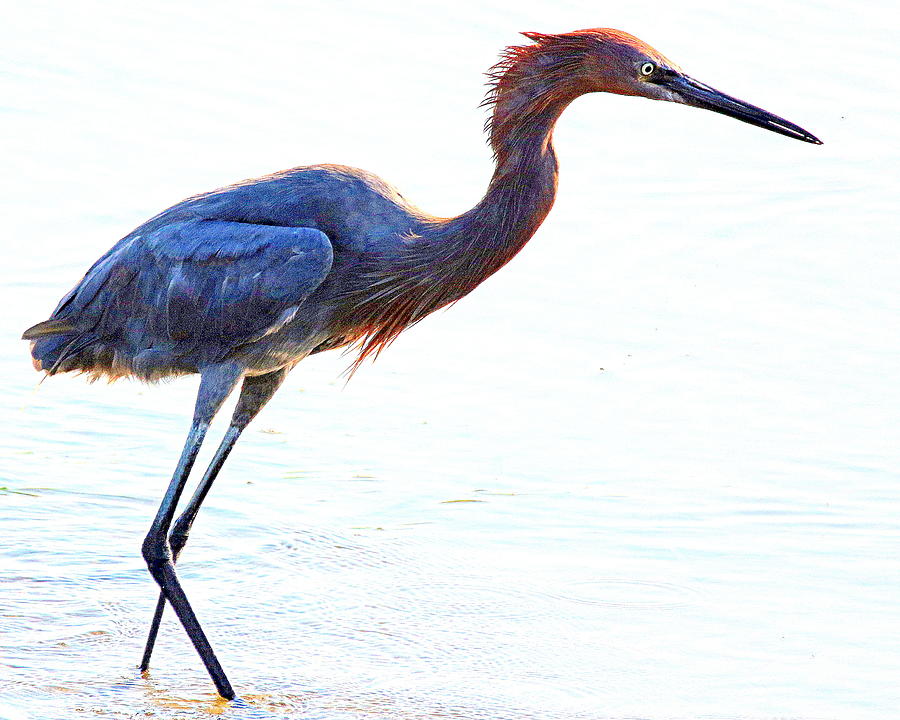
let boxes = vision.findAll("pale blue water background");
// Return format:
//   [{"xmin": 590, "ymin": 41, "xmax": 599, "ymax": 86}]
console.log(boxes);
[{"xmin": 1, "ymin": 1, "xmax": 898, "ymax": 718}]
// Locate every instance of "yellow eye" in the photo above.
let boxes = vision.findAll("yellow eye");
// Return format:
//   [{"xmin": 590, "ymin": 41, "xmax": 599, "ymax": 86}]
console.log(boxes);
[{"xmin": 640, "ymin": 62, "xmax": 655, "ymax": 76}]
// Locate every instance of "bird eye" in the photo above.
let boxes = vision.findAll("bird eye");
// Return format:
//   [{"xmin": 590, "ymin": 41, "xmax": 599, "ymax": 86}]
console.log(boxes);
[{"xmin": 640, "ymin": 62, "xmax": 655, "ymax": 76}]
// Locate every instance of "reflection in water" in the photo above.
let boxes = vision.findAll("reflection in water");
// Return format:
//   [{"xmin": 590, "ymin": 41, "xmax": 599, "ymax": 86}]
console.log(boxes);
[{"xmin": 3, "ymin": 0, "xmax": 899, "ymax": 719}]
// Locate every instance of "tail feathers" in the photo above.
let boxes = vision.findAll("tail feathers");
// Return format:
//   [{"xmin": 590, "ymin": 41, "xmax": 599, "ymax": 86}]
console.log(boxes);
[
  {"xmin": 24, "ymin": 317, "xmax": 99, "ymax": 375},
  {"xmin": 48, "ymin": 333, "xmax": 100, "ymax": 374},
  {"xmin": 22, "ymin": 318, "xmax": 75, "ymax": 340}
]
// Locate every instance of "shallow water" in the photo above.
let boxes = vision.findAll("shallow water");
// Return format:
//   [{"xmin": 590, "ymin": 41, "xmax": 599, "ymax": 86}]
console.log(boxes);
[{"xmin": 2, "ymin": 1, "xmax": 899, "ymax": 718}]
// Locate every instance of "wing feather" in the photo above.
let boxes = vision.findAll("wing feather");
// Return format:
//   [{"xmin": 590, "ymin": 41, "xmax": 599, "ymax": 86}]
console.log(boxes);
[{"xmin": 27, "ymin": 219, "xmax": 334, "ymax": 377}]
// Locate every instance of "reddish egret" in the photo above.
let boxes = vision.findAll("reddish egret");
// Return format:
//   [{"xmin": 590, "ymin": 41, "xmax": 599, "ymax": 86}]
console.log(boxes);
[{"xmin": 23, "ymin": 29, "xmax": 821, "ymax": 699}]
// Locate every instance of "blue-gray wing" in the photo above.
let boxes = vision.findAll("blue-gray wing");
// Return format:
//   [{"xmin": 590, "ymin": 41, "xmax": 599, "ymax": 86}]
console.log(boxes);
[
  {"xmin": 144, "ymin": 220, "xmax": 333, "ymax": 344},
  {"xmin": 37, "ymin": 219, "xmax": 333, "ymax": 374}
]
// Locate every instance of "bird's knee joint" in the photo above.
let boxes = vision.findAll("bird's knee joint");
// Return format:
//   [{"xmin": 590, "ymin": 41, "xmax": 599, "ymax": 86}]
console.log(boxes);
[
  {"xmin": 141, "ymin": 534, "xmax": 172, "ymax": 569},
  {"xmin": 168, "ymin": 527, "xmax": 189, "ymax": 556}
]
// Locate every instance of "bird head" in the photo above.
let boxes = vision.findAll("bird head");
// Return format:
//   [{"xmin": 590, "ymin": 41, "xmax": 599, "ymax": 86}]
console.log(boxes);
[{"xmin": 519, "ymin": 29, "xmax": 822, "ymax": 144}]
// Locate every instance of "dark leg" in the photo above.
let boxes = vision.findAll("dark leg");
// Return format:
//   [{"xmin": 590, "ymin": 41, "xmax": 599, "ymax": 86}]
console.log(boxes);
[
  {"xmin": 140, "ymin": 367, "xmax": 290, "ymax": 684},
  {"xmin": 139, "ymin": 363, "xmax": 243, "ymax": 699}
]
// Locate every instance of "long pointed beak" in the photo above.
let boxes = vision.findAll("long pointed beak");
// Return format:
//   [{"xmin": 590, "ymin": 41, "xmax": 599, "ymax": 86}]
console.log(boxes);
[{"xmin": 661, "ymin": 73, "xmax": 822, "ymax": 145}]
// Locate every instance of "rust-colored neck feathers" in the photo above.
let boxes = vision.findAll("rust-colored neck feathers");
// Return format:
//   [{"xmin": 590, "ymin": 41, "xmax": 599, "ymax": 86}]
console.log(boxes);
[
  {"xmin": 484, "ymin": 32, "xmax": 597, "ymax": 159},
  {"xmin": 344, "ymin": 34, "xmax": 594, "ymax": 370}
]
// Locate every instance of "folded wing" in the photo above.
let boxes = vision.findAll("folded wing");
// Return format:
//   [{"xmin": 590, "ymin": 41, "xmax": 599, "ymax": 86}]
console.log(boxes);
[{"xmin": 24, "ymin": 220, "xmax": 334, "ymax": 378}]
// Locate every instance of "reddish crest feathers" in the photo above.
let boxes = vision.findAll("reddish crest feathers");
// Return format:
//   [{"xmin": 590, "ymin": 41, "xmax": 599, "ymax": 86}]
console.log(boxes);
[
  {"xmin": 482, "ymin": 29, "xmax": 668, "ymax": 125},
  {"xmin": 483, "ymin": 29, "xmax": 641, "ymax": 112},
  {"xmin": 520, "ymin": 31, "xmax": 559, "ymax": 44},
  {"xmin": 524, "ymin": 28, "xmax": 654, "ymax": 49},
  {"xmin": 481, "ymin": 31, "xmax": 600, "ymax": 154},
  {"xmin": 517, "ymin": 28, "xmax": 661, "ymax": 62}
]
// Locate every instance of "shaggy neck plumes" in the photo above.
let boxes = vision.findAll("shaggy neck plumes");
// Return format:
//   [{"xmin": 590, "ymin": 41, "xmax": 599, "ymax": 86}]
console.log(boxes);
[
  {"xmin": 484, "ymin": 32, "xmax": 589, "ymax": 161},
  {"xmin": 344, "ymin": 35, "xmax": 585, "ymax": 369}
]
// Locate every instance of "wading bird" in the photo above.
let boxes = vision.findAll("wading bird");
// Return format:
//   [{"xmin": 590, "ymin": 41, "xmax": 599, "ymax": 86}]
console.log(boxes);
[{"xmin": 23, "ymin": 29, "xmax": 821, "ymax": 699}]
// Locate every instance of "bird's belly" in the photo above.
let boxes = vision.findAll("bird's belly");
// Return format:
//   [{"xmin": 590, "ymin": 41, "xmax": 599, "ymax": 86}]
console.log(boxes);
[{"xmin": 227, "ymin": 308, "xmax": 337, "ymax": 375}]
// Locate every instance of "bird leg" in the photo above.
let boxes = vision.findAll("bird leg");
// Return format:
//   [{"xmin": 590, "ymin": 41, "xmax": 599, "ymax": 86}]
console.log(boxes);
[
  {"xmin": 139, "ymin": 363, "xmax": 243, "ymax": 700},
  {"xmin": 139, "ymin": 367, "xmax": 290, "ymax": 687}
]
